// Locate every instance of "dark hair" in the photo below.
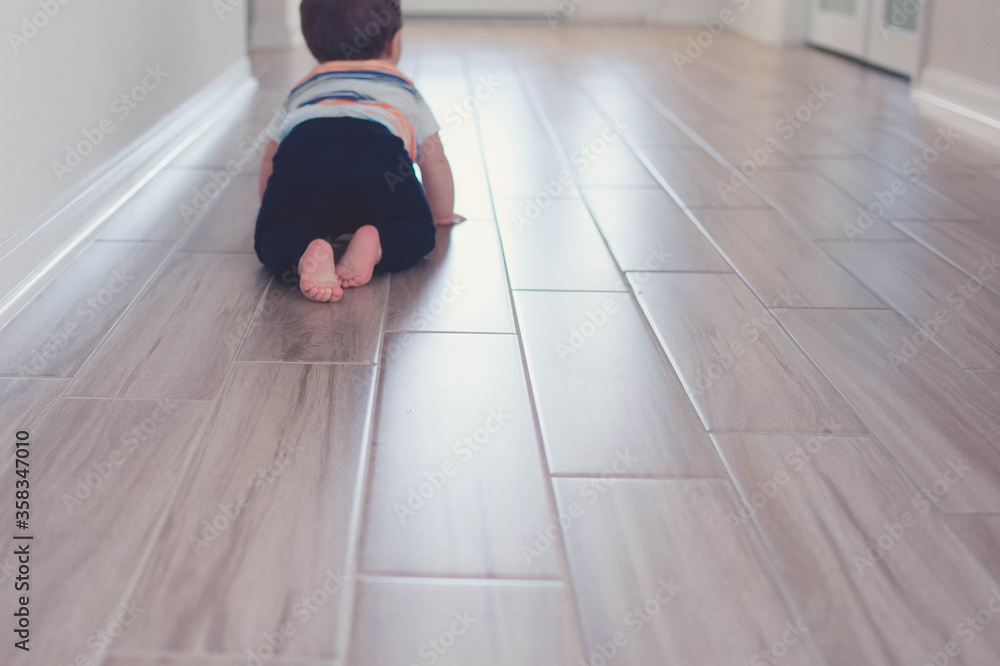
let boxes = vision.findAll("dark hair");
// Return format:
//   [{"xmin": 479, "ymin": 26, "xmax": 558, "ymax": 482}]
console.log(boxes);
[{"xmin": 300, "ymin": 0, "xmax": 403, "ymax": 62}]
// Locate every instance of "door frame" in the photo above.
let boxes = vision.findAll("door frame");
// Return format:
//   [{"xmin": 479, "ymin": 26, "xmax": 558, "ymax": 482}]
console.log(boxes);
[{"xmin": 866, "ymin": 0, "xmax": 930, "ymax": 77}]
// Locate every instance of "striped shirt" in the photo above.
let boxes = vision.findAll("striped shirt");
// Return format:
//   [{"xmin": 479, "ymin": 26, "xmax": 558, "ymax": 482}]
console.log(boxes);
[{"xmin": 278, "ymin": 60, "xmax": 439, "ymax": 161}]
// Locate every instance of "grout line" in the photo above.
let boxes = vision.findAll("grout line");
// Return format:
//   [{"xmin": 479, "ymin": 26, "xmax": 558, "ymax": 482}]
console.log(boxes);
[
  {"xmin": 356, "ymin": 573, "xmax": 565, "ymax": 586},
  {"xmin": 549, "ymin": 472, "xmax": 729, "ymax": 480},
  {"xmin": 334, "ymin": 271, "xmax": 391, "ymax": 662},
  {"xmin": 606, "ymin": 55, "xmax": 875, "ymax": 666},
  {"xmin": 381, "ymin": 328, "xmax": 516, "ymax": 335},
  {"xmin": 469, "ymin": 50, "xmax": 592, "ymax": 660},
  {"xmin": 108, "ymin": 647, "xmax": 338, "ymax": 665},
  {"xmin": 231, "ymin": 359, "xmax": 378, "ymax": 366},
  {"xmin": 52, "ymin": 188, "xmax": 265, "ymax": 395},
  {"xmin": 93, "ymin": 358, "xmax": 241, "ymax": 666}
]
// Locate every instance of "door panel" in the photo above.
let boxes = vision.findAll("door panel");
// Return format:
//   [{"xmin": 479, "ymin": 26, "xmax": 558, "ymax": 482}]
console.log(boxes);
[
  {"xmin": 810, "ymin": 0, "xmax": 926, "ymax": 78},
  {"xmin": 867, "ymin": 0, "xmax": 926, "ymax": 77},
  {"xmin": 810, "ymin": 0, "xmax": 872, "ymax": 58}
]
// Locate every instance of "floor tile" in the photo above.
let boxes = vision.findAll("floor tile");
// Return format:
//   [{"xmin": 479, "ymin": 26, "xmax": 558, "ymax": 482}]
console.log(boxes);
[
  {"xmin": 118, "ymin": 363, "xmax": 375, "ymax": 657},
  {"xmin": 643, "ymin": 147, "xmax": 770, "ymax": 208},
  {"xmin": 631, "ymin": 272, "xmax": 865, "ymax": 433},
  {"xmin": 896, "ymin": 221, "xmax": 1000, "ymax": 297},
  {"xmin": 945, "ymin": 514, "xmax": 1000, "ymax": 583},
  {"xmin": 747, "ymin": 169, "xmax": 908, "ymax": 240},
  {"xmin": 363, "ymin": 333, "xmax": 559, "ymax": 577},
  {"xmin": 348, "ymin": 579, "xmax": 583, "ymax": 665},
  {"xmin": 182, "ymin": 175, "xmax": 259, "ymax": 253},
  {"xmin": 239, "ymin": 275, "xmax": 388, "ymax": 364},
  {"xmin": 697, "ymin": 209, "xmax": 884, "ymax": 308},
  {"xmin": 585, "ymin": 188, "xmax": 731, "ymax": 272},
  {"xmin": 515, "ymin": 291, "xmax": 724, "ymax": 477},
  {"xmin": 67, "ymin": 253, "xmax": 269, "ymax": 400},
  {"xmin": 494, "ymin": 198, "xmax": 625, "ymax": 291},
  {"xmin": 716, "ymin": 434, "xmax": 1000, "ymax": 666},
  {"xmin": 824, "ymin": 241, "xmax": 1000, "ymax": 368},
  {"xmin": 777, "ymin": 308, "xmax": 1000, "ymax": 512},
  {"xmin": 810, "ymin": 158, "xmax": 980, "ymax": 220},
  {"xmin": 0, "ymin": 241, "xmax": 171, "ymax": 377},
  {"xmin": 0, "ymin": 398, "xmax": 208, "ymax": 666},
  {"xmin": 554, "ymin": 478, "xmax": 824, "ymax": 666},
  {"xmin": 387, "ymin": 221, "xmax": 515, "ymax": 333}
]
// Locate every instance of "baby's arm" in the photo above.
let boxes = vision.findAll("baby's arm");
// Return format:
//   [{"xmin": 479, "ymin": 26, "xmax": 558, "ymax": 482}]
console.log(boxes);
[
  {"xmin": 259, "ymin": 139, "xmax": 279, "ymax": 202},
  {"xmin": 417, "ymin": 133, "xmax": 462, "ymax": 226}
]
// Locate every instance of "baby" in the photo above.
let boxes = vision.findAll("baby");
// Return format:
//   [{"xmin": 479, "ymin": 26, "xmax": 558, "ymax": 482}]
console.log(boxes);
[{"xmin": 255, "ymin": 0, "xmax": 461, "ymax": 302}]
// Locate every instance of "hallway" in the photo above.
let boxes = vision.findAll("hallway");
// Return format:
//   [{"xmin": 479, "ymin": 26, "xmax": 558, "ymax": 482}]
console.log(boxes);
[{"xmin": 4, "ymin": 20, "xmax": 1000, "ymax": 666}]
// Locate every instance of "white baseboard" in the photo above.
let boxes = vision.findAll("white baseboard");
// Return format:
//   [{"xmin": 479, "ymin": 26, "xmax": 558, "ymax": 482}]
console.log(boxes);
[
  {"xmin": 0, "ymin": 58, "xmax": 257, "ymax": 328},
  {"xmin": 914, "ymin": 67, "xmax": 1000, "ymax": 131}
]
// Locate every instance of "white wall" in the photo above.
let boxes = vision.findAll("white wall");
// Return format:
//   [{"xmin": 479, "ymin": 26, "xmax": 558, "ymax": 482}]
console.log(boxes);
[
  {"xmin": 251, "ymin": 0, "xmax": 304, "ymax": 48},
  {"xmin": 730, "ymin": 0, "xmax": 809, "ymax": 43},
  {"xmin": 922, "ymin": 0, "xmax": 1000, "ymax": 89},
  {"xmin": 916, "ymin": 0, "xmax": 1000, "ymax": 125},
  {"xmin": 0, "ymin": 0, "xmax": 248, "ymax": 245},
  {"xmin": 404, "ymin": 0, "xmax": 726, "ymax": 23}
]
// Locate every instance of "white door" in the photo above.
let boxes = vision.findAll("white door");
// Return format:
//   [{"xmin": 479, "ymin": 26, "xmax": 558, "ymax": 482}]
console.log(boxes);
[
  {"xmin": 809, "ymin": 0, "xmax": 873, "ymax": 60},
  {"xmin": 866, "ymin": 0, "xmax": 926, "ymax": 77},
  {"xmin": 809, "ymin": 0, "xmax": 926, "ymax": 78}
]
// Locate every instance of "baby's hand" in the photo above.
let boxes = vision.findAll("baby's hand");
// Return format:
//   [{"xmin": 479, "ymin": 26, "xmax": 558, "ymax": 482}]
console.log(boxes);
[{"xmin": 435, "ymin": 214, "xmax": 467, "ymax": 227}]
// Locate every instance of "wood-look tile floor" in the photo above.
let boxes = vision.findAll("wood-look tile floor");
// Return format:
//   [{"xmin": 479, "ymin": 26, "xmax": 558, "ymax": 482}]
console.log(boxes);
[{"xmin": 3, "ymin": 21, "xmax": 1000, "ymax": 666}]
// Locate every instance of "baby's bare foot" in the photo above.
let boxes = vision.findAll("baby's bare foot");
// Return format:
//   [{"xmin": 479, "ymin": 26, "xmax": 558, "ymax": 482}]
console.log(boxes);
[
  {"xmin": 336, "ymin": 225, "xmax": 382, "ymax": 288},
  {"xmin": 298, "ymin": 239, "xmax": 344, "ymax": 302}
]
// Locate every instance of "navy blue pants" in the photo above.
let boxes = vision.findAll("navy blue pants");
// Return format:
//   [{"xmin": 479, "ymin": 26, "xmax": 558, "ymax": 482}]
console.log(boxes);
[{"xmin": 254, "ymin": 118, "xmax": 435, "ymax": 282}]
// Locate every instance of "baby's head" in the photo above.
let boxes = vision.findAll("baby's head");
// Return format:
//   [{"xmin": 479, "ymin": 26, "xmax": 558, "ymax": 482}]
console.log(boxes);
[{"xmin": 300, "ymin": 0, "xmax": 403, "ymax": 64}]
